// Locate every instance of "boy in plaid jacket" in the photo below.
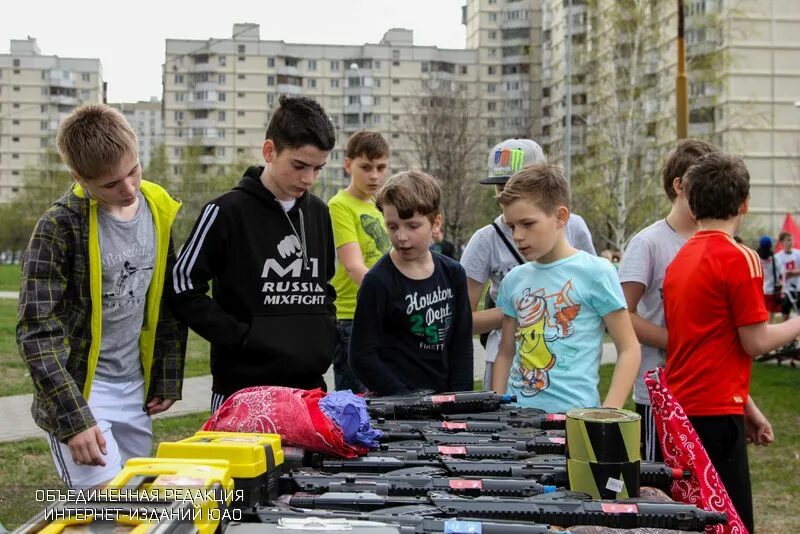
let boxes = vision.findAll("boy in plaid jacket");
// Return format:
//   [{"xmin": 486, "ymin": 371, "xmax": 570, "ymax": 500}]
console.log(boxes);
[{"xmin": 17, "ymin": 104, "xmax": 186, "ymax": 487}]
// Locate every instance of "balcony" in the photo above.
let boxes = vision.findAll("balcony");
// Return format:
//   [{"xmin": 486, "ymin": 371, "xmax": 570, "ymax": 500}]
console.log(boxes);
[
  {"xmin": 277, "ymin": 84, "xmax": 302, "ymax": 95},
  {"xmin": 344, "ymin": 102, "xmax": 373, "ymax": 115},
  {"xmin": 277, "ymin": 65, "xmax": 300, "ymax": 77},
  {"xmin": 189, "ymin": 62, "xmax": 221, "ymax": 73},
  {"xmin": 50, "ymin": 95, "xmax": 79, "ymax": 106},
  {"xmin": 187, "ymin": 99, "xmax": 224, "ymax": 110},
  {"xmin": 188, "ymin": 118, "xmax": 217, "ymax": 129},
  {"xmin": 48, "ymin": 72, "xmax": 74, "ymax": 88},
  {"xmin": 199, "ymin": 155, "xmax": 217, "ymax": 165},
  {"xmin": 191, "ymin": 81, "xmax": 220, "ymax": 92},
  {"xmin": 200, "ymin": 135, "xmax": 224, "ymax": 145}
]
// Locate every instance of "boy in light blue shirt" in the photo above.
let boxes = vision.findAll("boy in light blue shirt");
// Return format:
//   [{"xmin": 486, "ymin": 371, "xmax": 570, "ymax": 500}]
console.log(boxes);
[{"xmin": 492, "ymin": 163, "xmax": 640, "ymax": 412}]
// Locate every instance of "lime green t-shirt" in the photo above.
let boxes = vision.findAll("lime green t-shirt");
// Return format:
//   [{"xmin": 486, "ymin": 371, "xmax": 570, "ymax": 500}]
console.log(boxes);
[{"xmin": 329, "ymin": 189, "xmax": 392, "ymax": 319}]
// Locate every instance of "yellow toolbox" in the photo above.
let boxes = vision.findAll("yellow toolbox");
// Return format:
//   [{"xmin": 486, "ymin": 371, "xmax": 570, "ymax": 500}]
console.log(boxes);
[{"xmin": 157, "ymin": 431, "xmax": 283, "ymax": 508}]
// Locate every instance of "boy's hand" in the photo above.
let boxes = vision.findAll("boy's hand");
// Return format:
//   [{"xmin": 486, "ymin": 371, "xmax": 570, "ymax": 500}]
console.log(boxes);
[
  {"xmin": 67, "ymin": 426, "xmax": 107, "ymax": 466},
  {"xmin": 146, "ymin": 397, "xmax": 175, "ymax": 415},
  {"xmin": 744, "ymin": 406, "xmax": 774, "ymax": 446}
]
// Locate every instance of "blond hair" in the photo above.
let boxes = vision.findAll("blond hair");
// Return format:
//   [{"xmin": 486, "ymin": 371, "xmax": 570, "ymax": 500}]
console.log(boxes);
[
  {"xmin": 496, "ymin": 162, "xmax": 570, "ymax": 214},
  {"xmin": 376, "ymin": 170, "xmax": 441, "ymax": 222},
  {"xmin": 56, "ymin": 104, "xmax": 138, "ymax": 181}
]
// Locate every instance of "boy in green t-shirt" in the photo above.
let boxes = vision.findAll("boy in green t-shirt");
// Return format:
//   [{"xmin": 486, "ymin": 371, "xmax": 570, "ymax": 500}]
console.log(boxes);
[{"xmin": 329, "ymin": 131, "xmax": 391, "ymax": 391}]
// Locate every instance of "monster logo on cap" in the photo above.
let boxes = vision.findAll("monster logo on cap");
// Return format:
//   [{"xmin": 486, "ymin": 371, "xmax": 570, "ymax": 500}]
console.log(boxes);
[{"xmin": 480, "ymin": 138, "xmax": 546, "ymax": 185}]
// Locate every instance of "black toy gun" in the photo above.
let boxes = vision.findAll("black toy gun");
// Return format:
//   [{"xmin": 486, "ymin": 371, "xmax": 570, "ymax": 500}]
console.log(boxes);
[
  {"xmin": 282, "ymin": 466, "xmax": 558, "ymax": 497},
  {"xmin": 442, "ymin": 409, "xmax": 567, "ymax": 430},
  {"xmin": 283, "ymin": 491, "xmax": 726, "ymax": 531},
  {"xmin": 368, "ymin": 440, "xmax": 538, "ymax": 460},
  {"xmin": 366, "ymin": 391, "xmax": 516, "ymax": 419},
  {"xmin": 245, "ymin": 506, "xmax": 555, "ymax": 533},
  {"xmin": 319, "ymin": 456, "xmax": 689, "ymax": 492},
  {"xmin": 375, "ymin": 432, "xmax": 566, "ymax": 455}
]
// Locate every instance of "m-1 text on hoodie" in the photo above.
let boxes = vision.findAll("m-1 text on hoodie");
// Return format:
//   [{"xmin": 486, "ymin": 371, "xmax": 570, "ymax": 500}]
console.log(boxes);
[{"xmin": 168, "ymin": 166, "xmax": 337, "ymax": 395}]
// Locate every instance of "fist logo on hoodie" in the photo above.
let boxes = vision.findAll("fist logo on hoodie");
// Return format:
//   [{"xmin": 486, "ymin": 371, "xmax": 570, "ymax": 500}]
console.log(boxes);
[{"xmin": 277, "ymin": 235, "xmax": 302, "ymax": 259}]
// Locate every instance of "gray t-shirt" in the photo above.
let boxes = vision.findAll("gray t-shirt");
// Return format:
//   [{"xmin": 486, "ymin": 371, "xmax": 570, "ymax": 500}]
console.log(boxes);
[
  {"xmin": 460, "ymin": 213, "xmax": 595, "ymax": 362},
  {"xmin": 617, "ymin": 219, "xmax": 685, "ymax": 405},
  {"xmin": 95, "ymin": 194, "xmax": 156, "ymax": 382}
]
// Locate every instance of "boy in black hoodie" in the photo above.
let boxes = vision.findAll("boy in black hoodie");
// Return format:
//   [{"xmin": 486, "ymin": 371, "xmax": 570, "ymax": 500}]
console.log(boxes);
[{"xmin": 169, "ymin": 95, "xmax": 337, "ymax": 411}]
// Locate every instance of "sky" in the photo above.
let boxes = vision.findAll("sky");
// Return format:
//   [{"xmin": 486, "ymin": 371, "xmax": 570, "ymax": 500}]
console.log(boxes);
[{"xmin": 1, "ymin": 0, "xmax": 468, "ymax": 103}]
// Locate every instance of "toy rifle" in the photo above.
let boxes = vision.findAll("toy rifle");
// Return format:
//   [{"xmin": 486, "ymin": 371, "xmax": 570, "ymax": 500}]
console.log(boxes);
[
  {"xmin": 282, "ymin": 491, "xmax": 727, "ymax": 531},
  {"xmin": 375, "ymin": 433, "xmax": 566, "ymax": 455},
  {"xmin": 365, "ymin": 391, "xmax": 516, "ymax": 419},
  {"xmin": 318, "ymin": 456, "xmax": 689, "ymax": 492},
  {"xmin": 442, "ymin": 410, "xmax": 567, "ymax": 430},
  {"xmin": 246, "ymin": 506, "xmax": 554, "ymax": 533},
  {"xmin": 281, "ymin": 466, "xmax": 558, "ymax": 497}
]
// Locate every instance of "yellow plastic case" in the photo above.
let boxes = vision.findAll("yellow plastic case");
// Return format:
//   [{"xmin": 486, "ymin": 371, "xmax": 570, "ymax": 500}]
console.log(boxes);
[{"xmin": 156, "ymin": 431, "xmax": 283, "ymax": 507}]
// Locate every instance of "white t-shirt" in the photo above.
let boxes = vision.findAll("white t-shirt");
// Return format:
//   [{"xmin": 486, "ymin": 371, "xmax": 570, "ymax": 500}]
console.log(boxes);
[
  {"xmin": 776, "ymin": 249, "xmax": 800, "ymax": 292},
  {"xmin": 617, "ymin": 219, "xmax": 685, "ymax": 405}
]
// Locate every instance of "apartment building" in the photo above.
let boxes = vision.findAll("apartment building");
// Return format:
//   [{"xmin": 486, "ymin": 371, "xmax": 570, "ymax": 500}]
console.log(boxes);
[
  {"xmin": 508, "ymin": 0, "xmax": 800, "ymax": 232},
  {"xmin": 0, "ymin": 37, "xmax": 104, "ymax": 200},
  {"xmin": 463, "ymin": 0, "xmax": 541, "ymax": 141},
  {"xmin": 162, "ymin": 24, "xmax": 481, "ymax": 193},
  {"xmin": 112, "ymin": 98, "xmax": 164, "ymax": 169}
]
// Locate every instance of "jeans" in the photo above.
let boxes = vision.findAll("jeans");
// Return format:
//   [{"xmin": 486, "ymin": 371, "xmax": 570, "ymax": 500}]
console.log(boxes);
[{"xmin": 332, "ymin": 320, "xmax": 366, "ymax": 393}]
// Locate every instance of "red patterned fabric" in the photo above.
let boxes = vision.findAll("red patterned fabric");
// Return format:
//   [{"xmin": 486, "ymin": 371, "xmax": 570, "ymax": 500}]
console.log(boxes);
[
  {"xmin": 202, "ymin": 386, "xmax": 367, "ymax": 458},
  {"xmin": 645, "ymin": 368, "xmax": 747, "ymax": 534}
]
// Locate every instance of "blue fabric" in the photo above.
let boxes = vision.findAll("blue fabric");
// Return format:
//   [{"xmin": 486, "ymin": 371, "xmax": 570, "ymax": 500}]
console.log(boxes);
[{"xmin": 319, "ymin": 390, "xmax": 383, "ymax": 448}]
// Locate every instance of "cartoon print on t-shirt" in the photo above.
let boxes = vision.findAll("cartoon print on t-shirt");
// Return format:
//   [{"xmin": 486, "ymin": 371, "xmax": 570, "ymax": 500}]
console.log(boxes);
[
  {"xmin": 360, "ymin": 213, "xmax": 391, "ymax": 255},
  {"xmin": 511, "ymin": 281, "xmax": 580, "ymax": 396}
]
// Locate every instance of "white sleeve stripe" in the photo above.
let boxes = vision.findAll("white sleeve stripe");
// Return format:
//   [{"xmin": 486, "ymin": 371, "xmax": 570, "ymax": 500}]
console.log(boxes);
[{"xmin": 173, "ymin": 204, "xmax": 220, "ymax": 294}]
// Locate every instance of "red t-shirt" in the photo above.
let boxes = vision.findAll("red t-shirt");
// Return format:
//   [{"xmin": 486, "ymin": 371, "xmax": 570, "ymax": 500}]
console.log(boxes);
[{"xmin": 663, "ymin": 231, "xmax": 767, "ymax": 416}]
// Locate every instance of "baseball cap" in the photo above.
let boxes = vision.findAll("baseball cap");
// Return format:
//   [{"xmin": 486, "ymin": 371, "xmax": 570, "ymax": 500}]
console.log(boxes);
[
  {"xmin": 759, "ymin": 236, "xmax": 772, "ymax": 249},
  {"xmin": 481, "ymin": 138, "xmax": 546, "ymax": 185}
]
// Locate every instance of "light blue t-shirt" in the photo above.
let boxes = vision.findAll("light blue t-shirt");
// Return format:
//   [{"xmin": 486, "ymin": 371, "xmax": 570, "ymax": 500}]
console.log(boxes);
[{"xmin": 496, "ymin": 251, "xmax": 626, "ymax": 412}]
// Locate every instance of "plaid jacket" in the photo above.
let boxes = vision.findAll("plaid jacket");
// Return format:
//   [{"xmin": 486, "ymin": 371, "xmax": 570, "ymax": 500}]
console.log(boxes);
[{"xmin": 16, "ymin": 181, "xmax": 187, "ymax": 442}]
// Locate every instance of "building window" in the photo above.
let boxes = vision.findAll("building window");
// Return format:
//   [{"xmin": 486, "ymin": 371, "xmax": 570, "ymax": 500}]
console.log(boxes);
[
  {"xmin": 392, "ymin": 114, "xmax": 399, "ymax": 121},
  {"xmin": 237, "ymin": 129, "xmax": 245, "ymax": 135},
  {"xmin": 41, "ymin": 138, "xmax": 48, "ymax": 148},
  {"xmin": 488, "ymin": 83, "xmax": 496, "ymax": 92},
  {"xmin": 267, "ymin": 75, "xmax": 275, "ymax": 86},
  {"xmin": 174, "ymin": 74, "xmax": 184, "ymax": 84},
  {"xmin": 12, "ymin": 137, "xmax": 19, "ymax": 142},
  {"xmin": 488, "ymin": 102, "xmax": 496, "ymax": 111},
  {"xmin": 375, "ymin": 78, "xmax": 381, "ymax": 88},
  {"xmin": 238, "ymin": 44, "xmax": 246, "ymax": 54},
  {"xmin": 330, "ymin": 60, "xmax": 339, "ymax": 71},
  {"xmin": 12, "ymin": 153, "xmax": 19, "ymax": 159},
  {"xmin": 268, "ymin": 57, "xmax": 275, "ymax": 68},
  {"xmin": 237, "ymin": 92, "xmax": 245, "ymax": 98},
  {"xmin": 175, "ymin": 111, "xmax": 184, "ymax": 121},
  {"xmin": 330, "ymin": 79, "xmax": 339, "ymax": 88},
  {"xmin": 308, "ymin": 59, "xmax": 317, "ymax": 70},
  {"xmin": 373, "ymin": 115, "xmax": 381, "ymax": 124},
  {"xmin": 12, "ymin": 86, "xmax": 20, "ymax": 92},
  {"xmin": 218, "ymin": 92, "xmax": 226, "ymax": 101},
  {"xmin": 237, "ymin": 110, "xmax": 245, "ymax": 117},
  {"xmin": 374, "ymin": 96, "xmax": 381, "ymax": 105},
  {"xmin": 489, "ymin": 12, "xmax": 497, "ymax": 21},
  {"xmin": 374, "ymin": 60, "xmax": 381, "ymax": 69},
  {"xmin": 82, "ymin": 73, "xmax": 90, "ymax": 82},
  {"xmin": 308, "ymin": 78, "xmax": 317, "ymax": 88},
  {"xmin": 489, "ymin": 31, "xmax": 497, "ymax": 40},
  {"xmin": 12, "ymin": 103, "xmax": 19, "ymax": 109},
  {"xmin": 488, "ymin": 66, "xmax": 496, "ymax": 75},
  {"xmin": 218, "ymin": 111, "xmax": 226, "ymax": 121},
  {"xmin": 392, "ymin": 78, "xmax": 399, "ymax": 85},
  {"xmin": 175, "ymin": 92, "xmax": 184, "ymax": 102},
  {"xmin": 219, "ymin": 56, "xmax": 227, "ymax": 66},
  {"xmin": 173, "ymin": 147, "xmax": 182, "ymax": 157},
  {"xmin": 267, "ymin": 94, "xmax": 275, "ymax": 104},
  {"xmin": 392, "ymin": 133, "xmax": 399, "ymax": 139}
]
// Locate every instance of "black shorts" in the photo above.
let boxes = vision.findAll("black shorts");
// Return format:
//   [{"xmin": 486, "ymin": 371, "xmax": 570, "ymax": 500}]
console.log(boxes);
[
  {"xmin": 635, "ymin": 402, "xmax": 663, "ymax": 462},
  {"xmin": 781, "ymin": 291, "xmax": 799, "ymax": 315},
  {"xmin": 689, "ymin": 414, "xmax": 753, "ymax": 533}
]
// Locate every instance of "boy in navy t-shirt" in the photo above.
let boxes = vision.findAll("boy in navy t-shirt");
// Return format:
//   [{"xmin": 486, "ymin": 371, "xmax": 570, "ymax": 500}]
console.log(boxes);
[{"xmin": 349, "ymin": 171, "xmax": 474, "ymax": 394}]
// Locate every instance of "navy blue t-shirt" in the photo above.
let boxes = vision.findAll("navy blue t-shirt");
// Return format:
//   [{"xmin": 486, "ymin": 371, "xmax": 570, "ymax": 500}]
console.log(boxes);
[{"xmin": 349, "ymin": 252, "xmax": 474, "ymax": 394}]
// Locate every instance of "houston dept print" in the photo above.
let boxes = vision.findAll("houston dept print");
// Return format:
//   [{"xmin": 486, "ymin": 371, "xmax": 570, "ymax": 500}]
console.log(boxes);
[
  {"xmin": 405, "ymin": 286, "xmax": 454, "ymax": 351},
  {"xmin": 512, "ymin": 281, "xmax": 580, "ymax": 397},
  {"xmin": 261, "ymin": 232, "xmax": 326, "ymax": 305}
]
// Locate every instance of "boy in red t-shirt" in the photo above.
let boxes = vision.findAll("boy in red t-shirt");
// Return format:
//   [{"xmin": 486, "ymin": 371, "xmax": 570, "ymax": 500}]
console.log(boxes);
[{"xmin": 663, "ymin": 152, "xmax": 798, "ymax": 533}]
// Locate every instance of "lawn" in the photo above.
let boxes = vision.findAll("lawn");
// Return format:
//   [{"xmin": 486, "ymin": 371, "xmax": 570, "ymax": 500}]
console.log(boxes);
[
  {"xmin": 0, "ymin": 264, "xmax": 20, "ymax": 292},
  {"xmin": 0, "ymin": 411, "xmax": 210, "ymax": 529},
  {"xmin": 0, "ymin": 298, "xmax": 211, "ymax": 397},
  {"xmin": 0, "ymin": 365, "xmax": 796, "ymax": 532}
]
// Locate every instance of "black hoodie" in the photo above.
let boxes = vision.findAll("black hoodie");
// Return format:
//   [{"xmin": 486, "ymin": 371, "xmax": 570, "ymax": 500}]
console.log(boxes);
[{"xmin": 168, "ymin": 166, "xmax": 337, "ymax": 395}]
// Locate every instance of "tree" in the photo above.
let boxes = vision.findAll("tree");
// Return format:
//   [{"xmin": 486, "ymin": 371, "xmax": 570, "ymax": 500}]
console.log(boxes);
[
  {"xmin": 567, "ymin": 0, "xmax": 726, "ymax": 251},
  {"xmin": 0, "ymin": 148, "xmax": 72, "ymax": 260},
  {"xmin": 401, "ymin": 81, "xmax": 485, "ymax": 249}
]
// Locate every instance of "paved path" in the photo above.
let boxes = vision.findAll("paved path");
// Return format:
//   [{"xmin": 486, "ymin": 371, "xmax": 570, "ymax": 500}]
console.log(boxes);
[{"xmin": 0, "ymin": 340, "xmax": 617, "ymax": 443}]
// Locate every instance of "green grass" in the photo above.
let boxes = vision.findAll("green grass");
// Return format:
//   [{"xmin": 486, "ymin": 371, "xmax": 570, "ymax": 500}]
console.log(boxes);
[
  {"xmin": 0, "ymin": 264, "xmax": 20, "ymax": 292},
  {"xmin": 0, "ymin": 295, "xmax": 210, "ymax": 397},
  {"xmin": 0, "ymin": 411, "xmax": 210, "ymax": 529}
]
